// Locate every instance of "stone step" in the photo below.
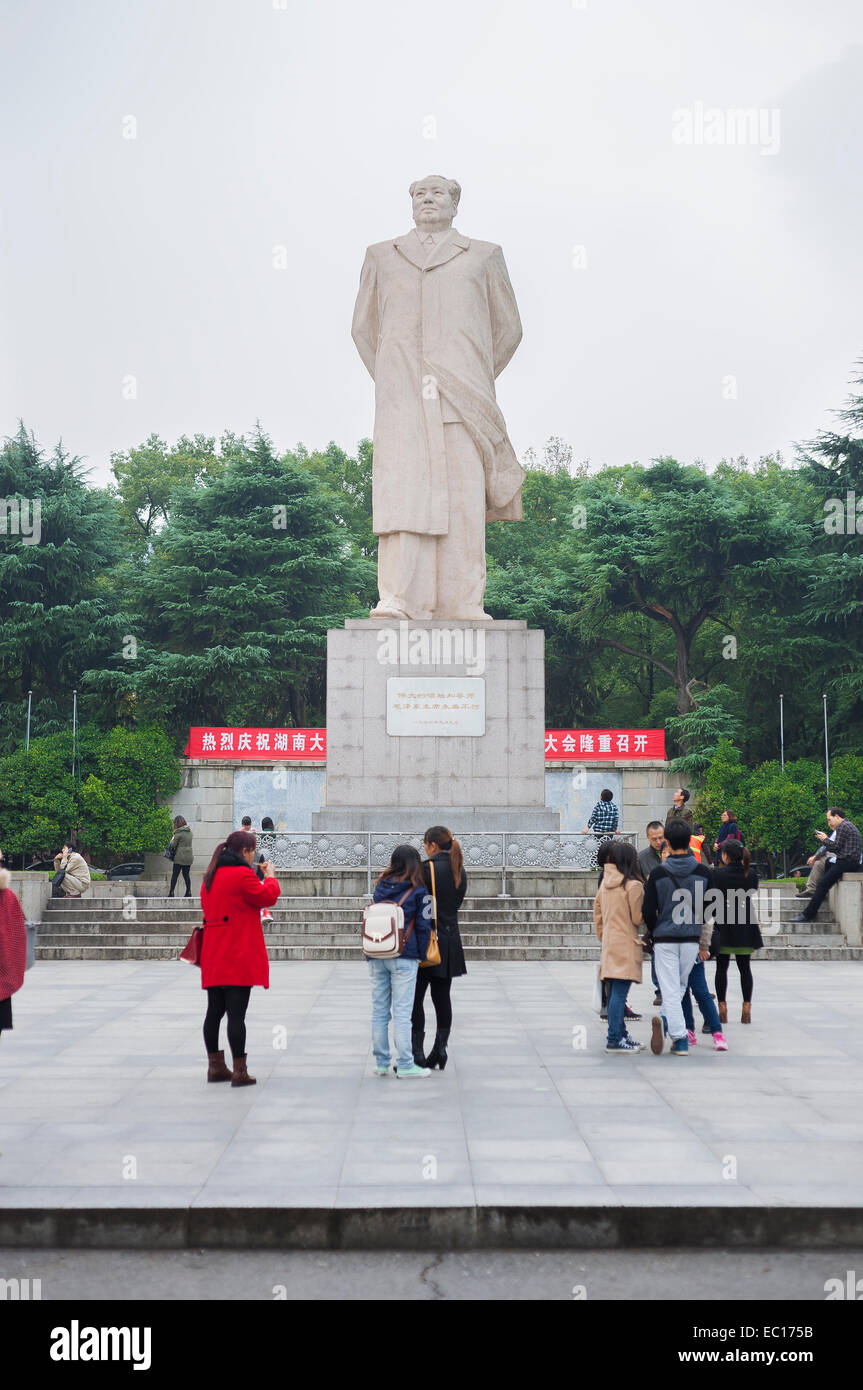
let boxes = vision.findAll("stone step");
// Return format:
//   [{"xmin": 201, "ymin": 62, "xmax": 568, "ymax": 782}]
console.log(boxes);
[{"xmin": 34, "ymin": 943, "xmax": 863, "ymax": 962}]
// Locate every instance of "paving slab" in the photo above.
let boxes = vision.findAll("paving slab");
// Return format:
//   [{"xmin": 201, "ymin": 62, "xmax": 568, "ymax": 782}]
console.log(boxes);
[{"xmin": 0, "ymin": 960, "xmax": 861, "ymax": 1246}]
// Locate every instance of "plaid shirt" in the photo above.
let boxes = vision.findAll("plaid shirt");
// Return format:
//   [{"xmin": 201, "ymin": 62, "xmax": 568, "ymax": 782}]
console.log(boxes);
[
  {"xmin": 831, "ymin": 819, "xmax": 863, "ymax": 864},
  {"xmin": 587, "ymin": 800, "xmax": 619, "ymax": 834}
]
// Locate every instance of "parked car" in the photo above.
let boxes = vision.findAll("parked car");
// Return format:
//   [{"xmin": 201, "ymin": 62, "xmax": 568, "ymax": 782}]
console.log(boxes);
[{"xmin": 105, "ymin": 862, "xmax": 145, "ymax": 881}]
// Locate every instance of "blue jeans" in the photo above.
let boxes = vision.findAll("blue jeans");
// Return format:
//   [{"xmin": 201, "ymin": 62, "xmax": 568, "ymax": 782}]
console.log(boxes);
[
  {"xmin": 682, "ymin": 959, "xmax": 721, "ymax": 1034},
  {"xmin": 606, "ymin": 978, "xmax": 632, "ymax": 1046},
  {"xmin": 368, "ymin": 957, "xmax": 420, "ymax": 1070}
]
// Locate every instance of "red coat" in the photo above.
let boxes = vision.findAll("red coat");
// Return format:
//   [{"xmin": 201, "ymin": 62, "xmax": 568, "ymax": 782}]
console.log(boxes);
[
  {"xmin": 199, "ymin": 865, "xmax": 280, "ymax": 989},
  {"xmin": 0, "ymin": 871, "xmax": 27, "ymax": 1001}
]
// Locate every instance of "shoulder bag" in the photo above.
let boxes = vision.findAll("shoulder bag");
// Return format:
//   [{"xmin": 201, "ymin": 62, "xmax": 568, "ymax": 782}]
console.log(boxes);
[{"xmin": 420, "ymin": 861, "xmax": 442, "ymax": 968}]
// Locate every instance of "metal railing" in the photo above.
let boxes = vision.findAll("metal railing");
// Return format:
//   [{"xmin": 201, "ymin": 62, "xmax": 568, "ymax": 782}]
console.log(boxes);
[{"xmin": 257, "ymin": 830, "xmax": 639, "ymax": 895}]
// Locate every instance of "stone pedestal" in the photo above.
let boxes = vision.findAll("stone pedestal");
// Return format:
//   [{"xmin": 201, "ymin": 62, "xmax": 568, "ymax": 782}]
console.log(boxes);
[{"xmin": 312, "ymin": 618, "xmax": 559, "ymax": 832}]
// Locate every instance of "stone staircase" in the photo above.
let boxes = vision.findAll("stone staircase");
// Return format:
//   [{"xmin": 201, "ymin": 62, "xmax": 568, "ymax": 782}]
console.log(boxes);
[{"xmin": 34, "ymin": 889, "xmax": 863, "ymax": 962}]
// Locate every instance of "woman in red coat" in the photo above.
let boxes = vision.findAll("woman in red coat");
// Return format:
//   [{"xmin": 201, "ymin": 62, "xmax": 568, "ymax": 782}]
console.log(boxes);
[
  {"xmin": 0, "ymin": 868, "xmax": 27, "ymax": 1038},
  {"xmin": 199, "ymin": 830, "xmax": 280, "ymax": 1086}
]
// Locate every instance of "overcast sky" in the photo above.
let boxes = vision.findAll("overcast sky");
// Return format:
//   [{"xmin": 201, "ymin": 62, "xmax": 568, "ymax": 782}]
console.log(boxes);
[{"xmin": 2, "ymin": 0, "xmax": 862, "ymax": 487}]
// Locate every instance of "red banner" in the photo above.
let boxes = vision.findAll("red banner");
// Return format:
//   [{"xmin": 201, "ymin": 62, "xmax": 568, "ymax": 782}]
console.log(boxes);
[
  {"xmin": 544, "ymin": 729, "xmax": 666, "ymax": 760},
  {"xmin": 185, "ymin": 727, "xmax": 326, "ymax": 760},
  {"xmin": 184, "ymin": 726, "xmax": 666, "ymax": 761}
]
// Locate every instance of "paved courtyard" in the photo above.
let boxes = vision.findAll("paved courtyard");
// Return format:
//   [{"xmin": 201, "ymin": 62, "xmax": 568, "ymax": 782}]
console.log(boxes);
[{"xmin": 1, "ymin": 961, "xmax": 862, "ymax": 1213}]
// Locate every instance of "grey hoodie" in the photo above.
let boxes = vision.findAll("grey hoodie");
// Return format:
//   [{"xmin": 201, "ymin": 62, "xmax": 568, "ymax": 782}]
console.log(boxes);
[{"xmin": 642, "ymin": 852, "xmax": 714, "ymax": 947}]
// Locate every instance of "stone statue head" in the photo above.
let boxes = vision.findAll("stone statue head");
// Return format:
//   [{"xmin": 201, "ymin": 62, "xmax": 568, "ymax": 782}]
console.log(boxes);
[{"xmin": 410, "ymin": 175, "xmax": 461, "ymax": 229}]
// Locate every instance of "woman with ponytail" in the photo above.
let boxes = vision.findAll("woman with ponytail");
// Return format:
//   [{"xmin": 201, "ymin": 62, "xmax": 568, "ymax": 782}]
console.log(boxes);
[
  {"xmin": 410, "ymin": 826, "xmax": 467, "ymax": 1070},
  {"xmin": 198, "ymin": 830, "xmax": 280, "ymax": 1086},
  {"xmin": 711, "ymin": 838, "xmax": 762, "ymax": 1024}
]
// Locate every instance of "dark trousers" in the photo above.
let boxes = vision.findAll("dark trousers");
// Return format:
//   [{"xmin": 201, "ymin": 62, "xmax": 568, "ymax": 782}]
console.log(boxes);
[
  {"xmin": 802, "ymin": 857, "xmax": 857, "ymax": 919},
  {"xmin": 169, "ymin": 863, "xmax": 191, "ymax": 896},
  {"xmin": 715, "ymin": 954, "xmax": 754, "ymax": 1003},
  {"xmin": 412, "ymin": 973, "xmax": 453, "ymax": 1033},
  {"xmin": 203, "ymin": 986, "xmax": 251, "ymax": 1057}
]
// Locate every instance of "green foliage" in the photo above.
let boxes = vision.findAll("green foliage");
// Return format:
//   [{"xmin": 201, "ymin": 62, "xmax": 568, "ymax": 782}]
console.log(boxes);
[
  {"xmin": 0, "ymin": 725, "xmax": 180, "ymax": 861},
  {"xmin": 0, "ymin": 425, "xmax": 129, "ymax": 753},
  {"xmin": 666, "ymin": 685, "xmax": 742, "ymax": 774},
  {"xmin": 828, "ymin": 755, "xmax": 863, "ymax": 826},
  {"xmin": 695, "ymin": 739, "xmax": 750, "ymax": 838},
  {"xmin": 746, "ymin": 762, "xmax": 820, "ymax": 861},
  {"xmin": 109, "ymin": 432, "xmax": 231, "ymax": 546},
  {"xmin": 0, "ymin": 732, "xmax": 80, "ymax": 855},
  {"xmin": 78, "ymin": 726, "xmax": 180, "ymax": 859},
  {"xmin": 84, "ymin": 428, "xmax": 375, "ymax": 740}
]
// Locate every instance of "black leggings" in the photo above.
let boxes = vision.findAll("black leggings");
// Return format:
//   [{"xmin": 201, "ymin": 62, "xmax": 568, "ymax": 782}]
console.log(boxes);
[
  {"xmin": 715, "ymin": 954, "xmax": 754, "ymax": 1003},
  {"xmin": 170, "ymin": 864, "xmax": 191, "ymax": 895},
  {"xmin": 412, "ymin": 973, "xmax": 453, "ymax": 1033},
  {"xmin": 204, "ymin": 986, "xmax": 252, "ymax": 1057}
]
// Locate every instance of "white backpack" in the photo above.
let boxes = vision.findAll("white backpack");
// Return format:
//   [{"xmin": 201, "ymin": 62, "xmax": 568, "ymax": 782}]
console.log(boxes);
[{"xmin": 362, "ymin": 887, "xmax": 415, "ymax": 959}]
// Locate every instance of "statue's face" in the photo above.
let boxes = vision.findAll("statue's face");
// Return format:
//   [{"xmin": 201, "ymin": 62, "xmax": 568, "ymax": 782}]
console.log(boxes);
[{"xmin": 412, "ymin": 178, "xmax": 455, "ymax": 227}]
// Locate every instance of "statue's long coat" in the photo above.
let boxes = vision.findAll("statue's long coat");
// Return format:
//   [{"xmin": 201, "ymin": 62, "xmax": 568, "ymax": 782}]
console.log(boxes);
[{"xmin": 351, "ymin": 228, "xmax": 525, "ymax": 537}]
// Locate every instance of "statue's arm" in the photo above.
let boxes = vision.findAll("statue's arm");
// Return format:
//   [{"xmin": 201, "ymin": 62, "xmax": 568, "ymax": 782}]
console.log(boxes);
[
  {"xmin": 351, "ymin": 250, "xmax": 379, "ymax": 380},
  {"xmin": 488, "ymin": 246, "xmax": 523, "ymax": 378}
]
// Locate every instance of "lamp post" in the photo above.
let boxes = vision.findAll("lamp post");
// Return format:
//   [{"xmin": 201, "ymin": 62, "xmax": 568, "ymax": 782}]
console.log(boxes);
[{"xmin": 25, "ymin": 690, "xmax": 32, "ymax": 751}]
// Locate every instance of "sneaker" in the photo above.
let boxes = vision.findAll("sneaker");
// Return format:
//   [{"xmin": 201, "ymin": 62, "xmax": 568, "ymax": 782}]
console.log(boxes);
[
  {"xmin": 686, "ymin": 1030, "xmax": 698, "ymax": 1047},
  {"xmin": 790, "ymin": 913, "xmax": 812, "ymax": 924},
  {"xmin": 713, "ymin": 1032, "xmax": 728, "ymax": 1051},
  {"xmin": 701, "ymin": 1020, "xmax": 713, "ymax": 1034},
  {"xmin": 396, "ymin": 1064, "xmax": 431, "ymax": 1079},
  {"xmin": 624, "ymin": 1005, "xmax": 642, "ymax": 1021},
  {"xmin": 650, "ymin": 1016, "xmax": 664, "ymax": 1055},
  {"xmin": 606, "ymin": 1038, "xmax": 645, "ymax": 1053},
  {"xmin": 670, "ymin": 1038, "xmax": 689, "ymax": 1055},
  {"xmin": 373, "ymin": 1065, "xmax": 389, "ymax": 1076}
]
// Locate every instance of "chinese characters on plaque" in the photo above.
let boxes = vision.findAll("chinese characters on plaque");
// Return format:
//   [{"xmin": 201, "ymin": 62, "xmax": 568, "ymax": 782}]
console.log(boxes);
[{"xmin": 386, "ymin": 678, "xmax": 486, "ymax": 737}]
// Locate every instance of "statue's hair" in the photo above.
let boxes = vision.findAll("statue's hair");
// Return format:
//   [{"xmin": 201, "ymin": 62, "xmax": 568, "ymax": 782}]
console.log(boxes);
[{"xmin": 409, "ymin": 175, "xmax": 461, "ymax": 211}]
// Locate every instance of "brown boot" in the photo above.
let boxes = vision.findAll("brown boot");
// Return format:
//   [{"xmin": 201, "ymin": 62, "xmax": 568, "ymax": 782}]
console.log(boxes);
[
  {"xmin": 230, "ymin": 1055, "xmax": 256, "ymax": 1087},
  {"xmin": 718, "ymin": 1001, "xmax": 727, "ymax": 1025},
  {"xmin": 741, "ymin": 1002, "xmax": 751, "ymax": 1024},
  {"xmin": 207, "ymin": 1050, "xmax": 232, "ymax": 1082}
]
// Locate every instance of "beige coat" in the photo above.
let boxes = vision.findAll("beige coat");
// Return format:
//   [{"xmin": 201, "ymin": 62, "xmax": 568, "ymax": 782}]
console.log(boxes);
[
  {"xmin": 352, "ymin": 228, "xmax": 525, "ymax": 536},
  {"xmin": 53, "ymin": 850, "xmax": 91, "ymax": 896},
  {"xmin": 593, "ymin": 864, "xmax": 645, "ymax": 983}
]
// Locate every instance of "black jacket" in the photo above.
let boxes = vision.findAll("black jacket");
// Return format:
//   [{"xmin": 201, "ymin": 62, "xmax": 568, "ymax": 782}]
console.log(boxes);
[
  {"xmin": 421, "ymin": 851, "xmax": 468, "ymax": 979},
  {"xmin": 710, "ymin": 864, "xmax": 763, "ymax": 952}
]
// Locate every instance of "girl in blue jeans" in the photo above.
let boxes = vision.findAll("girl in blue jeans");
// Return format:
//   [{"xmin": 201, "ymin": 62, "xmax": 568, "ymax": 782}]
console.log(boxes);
[{"xmin": 368, "ymin": 845, "xmax": 432, "ymax": 1078}]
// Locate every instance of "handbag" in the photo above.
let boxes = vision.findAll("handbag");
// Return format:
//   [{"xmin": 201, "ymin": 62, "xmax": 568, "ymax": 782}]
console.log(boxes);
[
  {"xmin": 420, "ymin": 860, "xmax": 442, "ymax": 969},
  {"xmin": 50, "ymin": 866, "xmax": 66, "ymax": 898},
  {"xmin": 164, "ymin": 842, "xmax": 176, "ymax": 861},
  {"xmin": 591, "ymin": 964, "xmax": 603, "ymax": 1014},
  {"xmin": 179, "ymin": 925, "xmax": 204, "ymax": 966}
]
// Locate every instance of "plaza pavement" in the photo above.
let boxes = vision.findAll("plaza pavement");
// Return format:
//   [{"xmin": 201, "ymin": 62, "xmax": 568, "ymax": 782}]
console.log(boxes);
[{"xmin": 1, "ymin": 961, "xmax": 862, "ymax": 1243}]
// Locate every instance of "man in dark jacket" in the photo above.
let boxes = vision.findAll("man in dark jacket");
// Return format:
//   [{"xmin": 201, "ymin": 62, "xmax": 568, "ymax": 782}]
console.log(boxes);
[
  {"xmin": 638, "ymin": 821, "xmax": 665, "ymax": 879},
  {"xmin": 642, "ymin": 820, "xmax": 714, "ymax": 1055},
  {"xmin": 792, "ymin": 810, "xmax": 862, "ymax": 925}
]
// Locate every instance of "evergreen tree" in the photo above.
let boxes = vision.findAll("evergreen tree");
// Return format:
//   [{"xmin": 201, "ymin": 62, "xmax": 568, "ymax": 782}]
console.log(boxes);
[
  {"xmin": 0, "ymin": 425, "xmax": 128, "ymax": 754},
  {"xmin": 85, "ymin": 429, "xmax": 373, "ymax": 739}
]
